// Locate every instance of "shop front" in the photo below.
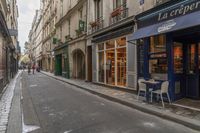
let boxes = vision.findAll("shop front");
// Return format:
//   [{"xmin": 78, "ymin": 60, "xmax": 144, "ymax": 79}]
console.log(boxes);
[
  {"xmin": 97, "ymin": 37, "xmax": 127, "ymax": 87},
  {"xmin": 129, "ymin": 0, "xmax": 200, "ymax": 101},
  {"xmin": 91, "ymin": 22, "xmax": 137, "ymax": 89},
  {"xmin": 54, "ymin": 43, "xmax": 70, "ymax": 78}
]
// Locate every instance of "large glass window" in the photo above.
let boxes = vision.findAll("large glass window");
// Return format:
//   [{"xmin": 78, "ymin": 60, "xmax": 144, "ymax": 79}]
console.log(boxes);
[
  {"xmin": 174, "ymin": 42, "xmax": 183, "ymax": 74},
  {"xmin": 97, "ymin": 37, "xmax": 127, "ymax": 87},
  {"xmin": 150, "ymin": 35, "xmax": 166, "ymax": 53},
  {"xmin": 98, "ymin": 43, "xmax": 104, "ymax": 50},
  {"xmin": 106, "ymin": 40, "xmax": 115, "ymax": 49},
  {"xmin": 187, "ymin": 44, "xmax": 196, "ymax": 74},
  {"xmin": 106, "ymin": 50, "xmax": 115, "ymax": 85},
  {"xmin": 116, "ymin": 37, "xmax": 126, "ymax": 47},
  {"xmin": 98, "ymin": 52, "xmax": 104, "ymax": 83},
  {"xmin": 149, "ymin": 59, "xmax": 167, "ymax": 74},
  {"xmin": 149, "ymin": 35, "xmax": 167, "ymax": 74},
  {"xmin": 117, "ymin": 48, "xmax": 126, "ymax": 86}
]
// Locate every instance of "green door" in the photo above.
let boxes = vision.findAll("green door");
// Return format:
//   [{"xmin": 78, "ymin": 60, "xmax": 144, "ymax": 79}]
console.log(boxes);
[{"xmin": 55, "ymin": 54, "xmax": 62, "ymax": 76}]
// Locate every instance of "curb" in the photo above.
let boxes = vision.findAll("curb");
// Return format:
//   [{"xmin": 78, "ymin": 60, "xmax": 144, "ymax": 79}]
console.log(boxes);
[
  {"xmin": 0, "ymin": 85, "xmax": 8, "ymax": 99},
  {"xmin": 41, "ymin": 72, "xmax": 200, "ymax": 131}
]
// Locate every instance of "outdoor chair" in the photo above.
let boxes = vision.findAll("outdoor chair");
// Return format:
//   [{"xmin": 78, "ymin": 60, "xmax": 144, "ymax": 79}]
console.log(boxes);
[
  {"xmin": 150, "ymin": 81, "xmax": 171, "ymax": 108},
  {"xmin": 137, "ymin": 78, "xmax": 153, "ymax": 100}
]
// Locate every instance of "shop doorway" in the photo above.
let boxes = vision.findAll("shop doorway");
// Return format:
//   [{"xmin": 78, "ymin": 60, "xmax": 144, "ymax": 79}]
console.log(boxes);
[
  {"xmin": 55, "ymin": 54, "xmax": 62, "ymax": 76},
  {"xmin": 87, "ymin": 46, "xmax": 92, "ymax": 82},
  {"xmin": 185, "ymin": 43, "xmax": 199, "ymax": 98},
  {"xmin": 173, "ymin": 36, "xmax": 200, "ymax": 99}
]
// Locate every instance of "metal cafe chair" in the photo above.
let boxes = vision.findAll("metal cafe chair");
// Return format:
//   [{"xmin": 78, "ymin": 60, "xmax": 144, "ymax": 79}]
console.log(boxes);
[
  {"xmin": 137, "ymin": 78, "xmax": 153, "ymax": 101},
  {"xmin": 150, "ymin": 81, "xmax": 171, "ymax": 108}
]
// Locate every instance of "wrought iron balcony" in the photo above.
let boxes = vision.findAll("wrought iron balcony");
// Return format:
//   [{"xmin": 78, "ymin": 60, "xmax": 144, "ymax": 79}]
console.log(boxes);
[
  {"xmin": 89, "ymin": 16, "xmax": 104, "ymax": 33},
  {"xmin": 110, "ymin": 3, "xmax": 128, "ymax": 25}
]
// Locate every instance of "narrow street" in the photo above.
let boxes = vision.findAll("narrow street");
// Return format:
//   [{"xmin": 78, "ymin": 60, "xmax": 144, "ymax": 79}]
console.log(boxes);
[{"xmin": 20, "ymin": 71, "xmax": 198, "ymax": 133}]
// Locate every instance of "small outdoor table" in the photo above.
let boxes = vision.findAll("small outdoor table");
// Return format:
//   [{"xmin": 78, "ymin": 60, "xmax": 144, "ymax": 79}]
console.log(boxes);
[{"xmin": 141, "ymin": 80, "xmax": 160, "ymax": 103}]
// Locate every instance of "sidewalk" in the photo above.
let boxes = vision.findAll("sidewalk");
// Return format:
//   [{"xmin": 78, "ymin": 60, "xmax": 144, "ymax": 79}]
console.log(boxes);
[
  {"xmin": 41, "ymin": 71, "xmax": 200, "ymax": 131},
  {"xmin": 0, "ymin": 71, "xmax": 22, "ymax": 133}
]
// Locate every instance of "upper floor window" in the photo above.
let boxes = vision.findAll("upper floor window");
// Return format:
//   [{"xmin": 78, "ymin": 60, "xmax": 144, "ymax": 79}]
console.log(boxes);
[
  {"xmin": 113, "ymin": 0, "xmax": 126, "ymax": 9},
  {"xmin": 94, "ymin": 0, "xmax": 103, "ymax": 19},
  {"xmin": 79, "ymin": 7, "xmax": 83, "ymax": 20}
]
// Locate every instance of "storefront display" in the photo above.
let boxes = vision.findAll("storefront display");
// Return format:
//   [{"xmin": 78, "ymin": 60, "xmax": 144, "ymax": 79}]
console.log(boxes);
[
  {"xmin": 149, "ymin": 35, "xmax": 167, "ymax": 74},
  {"xmin": 97, "ymin": 37, "xmax": 127, "ymax": 87},
  {"xmin": 174, "ymin": 43, "xmax": 183, "ymax": 74}
]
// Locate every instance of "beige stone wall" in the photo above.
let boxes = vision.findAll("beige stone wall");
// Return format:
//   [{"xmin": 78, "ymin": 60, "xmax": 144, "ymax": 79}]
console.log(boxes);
[
  {"xmin": 68, "ymin": 40, "xmax": 86, "ymax": 78},
  {"xmin": 87, "ymin": 0, "xmax": 139, "ymax": 34}
]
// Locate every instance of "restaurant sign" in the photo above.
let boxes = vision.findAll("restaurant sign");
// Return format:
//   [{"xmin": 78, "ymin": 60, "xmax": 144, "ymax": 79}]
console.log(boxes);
[
  {"xmin": 138, "ymin": 0, "xmax": 200, "ymax": 28},
  {"xmin": 158, "ymin": 20, "xmax": 176, "ymax": 33}
]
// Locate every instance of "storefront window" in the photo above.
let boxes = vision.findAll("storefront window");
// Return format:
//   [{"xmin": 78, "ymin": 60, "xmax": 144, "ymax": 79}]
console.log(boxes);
[
  {"xmin": 188, "ymin": 44, "xmax": 196, "ymax": 74},
  {"xmin": 98, "ymin": 43, "xmax": 104, "ymax": 50},
  {"xmin": 149, "ymin": 58, "xmax": 167, "ymax": 74},
  {"xmin": 150, "ymin": 35, "xmax": 166, "ymax": 53},
  {"xmin": 106, "ymin": 50, "xmax": 115, "ymax": 85},
  {"xmin": 97, "ymin": 37, "xmax": 127, "ymax": 87},
  {"xmin": 106, "ymin": 40, "xmax": 115, "ymax": 49},
  {"xmin": 174, "ymin": 42, "xmax": 183, "ymax": 74},
  {"xmin": 117, "ymin": 48, "xmax": 126, "ymax": 86},
  {"xmin": 98, "ymin": 52, "xmax": 104, "ymax": 83},
  {"xmin": 116, "ymin": 37, "xmax": 126, "ymax": 47},
  {"xmin": 149, "ymin": 35, "xmax": 167, "ymax": 74}
]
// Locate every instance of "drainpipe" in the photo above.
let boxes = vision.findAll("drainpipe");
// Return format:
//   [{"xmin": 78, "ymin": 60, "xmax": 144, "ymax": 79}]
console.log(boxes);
[{"xmin": 85, "ymin": 0, "xmax": 88, "ymax": 81}]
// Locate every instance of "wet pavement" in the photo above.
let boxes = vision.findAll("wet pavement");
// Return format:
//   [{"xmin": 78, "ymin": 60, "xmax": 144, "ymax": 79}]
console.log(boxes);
[{"xmin": 19, "ymin": 71, "xmax": 199, "ymax": 133}]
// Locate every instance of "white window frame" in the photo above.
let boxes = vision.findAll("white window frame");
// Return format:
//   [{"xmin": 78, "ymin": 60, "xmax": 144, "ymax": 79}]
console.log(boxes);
[{"xmin": 96, "ymin": 36, "xmax": 127, "ymax": 87}]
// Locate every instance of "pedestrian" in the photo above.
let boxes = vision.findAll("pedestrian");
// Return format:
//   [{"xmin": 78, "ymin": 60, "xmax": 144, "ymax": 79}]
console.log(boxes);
[
  {"xmin": 36, "ymin": 65, "xmax": 40, "ymax": 72},
  {"xmin": 28, "ymin": 64, "xmax": 31, "ymax": 75},
  {"xmin": 32, "ymin": 64, "xmax": 36, "ymax": 74}
]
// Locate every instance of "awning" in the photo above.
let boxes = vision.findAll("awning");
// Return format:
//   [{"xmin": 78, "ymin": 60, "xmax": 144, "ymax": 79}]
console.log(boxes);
[{"xmin": 130, "ymin": 11, "xmax": 200, "ymax": 40}]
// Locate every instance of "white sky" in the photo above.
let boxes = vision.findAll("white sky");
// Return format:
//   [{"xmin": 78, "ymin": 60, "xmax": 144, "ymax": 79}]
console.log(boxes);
[{"xmin": 18, "ymin": 0, "xmax": 40, "ymax": 53}]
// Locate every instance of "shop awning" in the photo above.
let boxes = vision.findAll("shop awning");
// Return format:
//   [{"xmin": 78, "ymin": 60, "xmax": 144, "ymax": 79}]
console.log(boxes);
[{"xmin": 130, "ymin": 11, "xmax": 200, "ymax": 40}]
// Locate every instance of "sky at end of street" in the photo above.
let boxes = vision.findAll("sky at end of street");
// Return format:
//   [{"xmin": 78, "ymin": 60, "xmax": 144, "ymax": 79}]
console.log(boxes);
[{"xmin": 18, "ymin": 0, "xmax": 40, "ymax": 54}]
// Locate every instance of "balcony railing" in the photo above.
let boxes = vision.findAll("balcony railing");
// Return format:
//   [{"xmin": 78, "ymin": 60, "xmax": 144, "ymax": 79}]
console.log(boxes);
[
  {"xmin": 110, "ymin": 3, "xmax": 128, "ymax": 25},
  {"xmin": 89, "ymin": 16, "xmax": 104, "ymax": 33}
]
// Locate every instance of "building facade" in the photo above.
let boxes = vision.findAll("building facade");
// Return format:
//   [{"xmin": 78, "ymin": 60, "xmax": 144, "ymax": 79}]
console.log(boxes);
[
  {"xmin": 86, "ymin": 0, "xmax": 143, "ymax": 90},
  {"xmin": 54, "ymin": 0, "xmax": 87, "ymax": 79},
  {"xmin": 28, "ymin": 10, "xmax": 43, "ymax": 67},
  {"xmin": 0, "ymin": 0, "xmax": 19, "ymax": 92},
  {"xmin": 42, "ymin": 0, "xmax": 57, "ymax": 73},
  {"xmin": 129, "ymin": 0, "xmax": 200, "ymax": 101}
]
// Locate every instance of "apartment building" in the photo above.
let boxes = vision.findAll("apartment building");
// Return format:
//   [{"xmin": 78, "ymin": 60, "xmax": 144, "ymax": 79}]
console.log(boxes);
[
  {"xmin": 54, "ymin": 0, "xmax": 87, "ymax": 79},
  {"xmin": 0, "ymin": 0, "xmax": 19, "ymax": 92},
  {"xmin": 28, "ymin": 10, "xmax": 43, "ymax": 67},
  {"xmin": 42, "ymin": 0, "xmax": 57, "ymax": 72},
  {"xmin": 7, "ymin": 0, "xmax": 19, "ymax": 77}
]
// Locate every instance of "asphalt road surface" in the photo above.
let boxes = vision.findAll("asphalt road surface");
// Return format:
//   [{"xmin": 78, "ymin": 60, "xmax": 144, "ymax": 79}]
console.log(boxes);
[{"xmin": 21, "ymin": 72, "xmax": 199, "ymax": 133}]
